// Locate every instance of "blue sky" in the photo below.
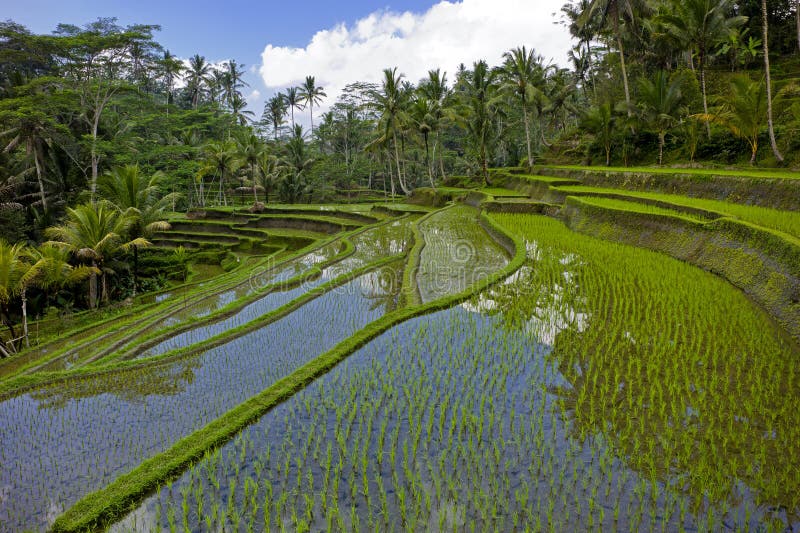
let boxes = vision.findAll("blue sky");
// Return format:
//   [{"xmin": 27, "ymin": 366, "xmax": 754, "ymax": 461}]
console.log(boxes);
[{"xmin": 5, "ymin": 1, "xmax": 574, "ymax": 122}]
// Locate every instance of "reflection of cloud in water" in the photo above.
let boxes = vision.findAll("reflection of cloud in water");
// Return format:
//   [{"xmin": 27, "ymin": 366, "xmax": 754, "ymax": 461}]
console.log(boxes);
[
  {"xmin": 358, "ymin": 269, "xmax": 398, "ymax": 297},
  {"xmin": 109, "ymin": 501, "xmax": 160, "ymax": 533},
  {"xmin": 525, "ymin": 305, "xmax": 590, "ymax": 346},
  {"xmin": 460, "ymin": 292, "xmax": 499, "ymax": 313}
]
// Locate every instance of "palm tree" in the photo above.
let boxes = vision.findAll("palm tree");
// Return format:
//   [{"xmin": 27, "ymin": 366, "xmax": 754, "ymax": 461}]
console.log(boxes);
[
  {"xmin": 264, "ymin": 95, "xmax": 288, "ymax": 140},
  {"xmin": 158, "ymin": 50, "xmax": 185, "ymax": 107},
  {"xmin": 637, "ymin": 71, "xmax": 684, "ymax": 165},
  {"xmin": 368, "ymin": 68, "xmax": 412, "ymax": 194},
  {"xmin": 229, "ymin": 93, "xmax": 255, "ymax": 125},
  {"xmin": 658, "ymin": 0, "xmax": 746, "ymax": 136},
  {"xmin": 298, "ymin": 75, "xmax": 327, "ymax": 135},
  {"xmin": 579, "ymin": 0, "xmax": 649, "ymax": 114},
  {"xmin": 187, "ymin": 54, "xmax": 212, "ymax": 109},
  {"xmin": 762, "ymin": 0, "xmax": 783, "ymax": 162},
  {"xmin": 0, "ymin": 239, "xmax": 33, "ymax": 353},
  {"xmin": 26, "ymin": 243, "xmax": 96, "ymax": 311},
  {"xmin": 45, "ymin": 202, "xmax": 142, "ymax": 309},
  {"xmin": 696, "ymin": 75, "xmax": 767, "ymax": 164},
  {"xmin": 257, "ymin": 151, "xmax": 280, "ymax": 204},
  {"xmin": 199, "ymin": 140, "xmax": 240, "ymax": 206},
  {"xmin": 409, "ymin": 96, "xmax": 437, "ymax": 189},
  {"xmin": 459, "ymin": 61, "xmax": 501, "ymax": 185},
  {"xmin": 235, "ymin": 133, "xmax": 267, "ymax": 204},
  {"xmin": 284, "ymin": 87, "xmax": 305, "ymax": 128},
  {"xmin": 279, "ymin": 125, "xmax": 314, "ymax": 203},
  {"xmin": 418, "ymin": 69, "xmax": 452, "ymax": 181},
  {"xmin": 581, "ymin": 102, "xmax": 616, "ymax": 165},
  {"xmin": 500, "ymin": 46, "xmax": 547, "ymax": 167},
  {"xmin": 222, "ymin": 60, "xmax": 248, "ymax": 107},
  {"xmin": 97, "ymin": 165, "xmax": 177, "ymax": 296}
]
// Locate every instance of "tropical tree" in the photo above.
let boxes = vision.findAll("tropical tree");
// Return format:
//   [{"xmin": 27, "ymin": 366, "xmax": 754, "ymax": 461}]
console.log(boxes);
[
  {"xmin": 368, "ymin": 68, "xmax": 412, "ymax": 194},
  {"xmin": 256, "ymin": 151, "xmax": 280, "ymax": 204},
  {"xmin": 418, "ymin": 69, "xmax": 452, "ymax": 181},
  {"xmin": 198, "ymin": 140, "xmax": 240, "ymax": 207},
  {"xmin": 263, "ymin": 95, "xmax": 288, "ymax": 140},
  {"xmin": 581, "ymin": 102, "xmax": 616, "ymax": 165},
  {"xmin": 409, "ymin": 96, "xmax": 437, "ymax": 188},
  {"xmin": 221, "ymin": 60, "xmax": 248, "ymax": 108},
  {"xmin": 187, "ymin": 54, "xmax": 212, "ymax": 109},
  {"xmin": 762, "ymin": 0, "xmax": 784, "ymax": 162},
  {"xmin": 97, "ymin": 165, "xmax": 176, "ymax": 296},
  {"xmin": 26, "ymin": 243, "xmax": 96, "ymax": 311},
  {"xmin": 157, "ymin": 50, "xmax": 184, "ymax": 107},
  {"xmin": 229, "ymin": 92, "xmax": 255, "ymax": 125},
  {"xmin": 458, "ymin": 60, "xmax": 501, "ymax": 185},
  {"xmin": 235, "ymin": 133, "xmax": 267, "ymax": 204},
  {"xmin": 0, "ymin": 239, "xmax": 34, "ymax": 353},
  {"xmin": 579, "ymin": 0, "xmax": 649, "ymax": 113},
  {"xmin": 279, "ymin": 124, "xmax": 313, "ymax": 203},
  {"xmin": 500, "ymin": 46, "xmax": 547, "ymax": 167},
  {"xmin": 46, "ymin": 201, "xmax": 142, "ymax": 308},
  {"xmin": 298, "ymin": 75, "xmax": 327, "ymax": 135},
  {"xmin": 637, "ymin": 70, "xmax": 684, "ymax": 165},
  {"xmin": 284, "ymin": 87, "xmax": 304, "ymax": 128},
  {"xmin": 696, "ymin": 75, "xmax": 767, "ymax": 164},
  {"xmin": 658, "ymin": 0, "xmax": 747, "ymax": 135}
]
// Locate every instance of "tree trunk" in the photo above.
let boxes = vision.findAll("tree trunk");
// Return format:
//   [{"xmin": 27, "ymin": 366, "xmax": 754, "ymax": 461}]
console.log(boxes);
[
  {"xmin": 605, "ymin": 145, "xmax": 611, "ymax": 166},
  {"xmin": 423, "ymin": 132, "xmax": 435, "ymax": 190},
  {"xmin": 393, "ymin": 133, "xmax": 410, "ymax": 195},
  {"xmin": 763, "ymin": 0, "xmax": 784, "ymax": 162},
  {"xmin": 797, "ymin": 0, "xmax": 800, "ymax": 53},
  {"xmin": 21, "ymin": 288, "xmax": 28, "ymax": 348},
  {"xmin": 310, "ymin": 104, "xmax": 314, "ymax": 136},
  {"xmin": 658, "ymin": 132, "xmax": 665, "ymax": 166},
  {"xmin": 699, "ymin": 63, "xmax": 712, "ymax": 137},
  {"xmin": 132, "ymin": 245, "xmax": 139, "ymax": 298},
  {"xmin": 252, "ymin": 163, "xmax": 259, "ymax": 205},
  {"xmin": 614, "ymin": 18, "xmax": 632, "ymax": 116},
  {"xmin": 101, "ymin": 271, "xmax": 108, "ymax": 305},
  {"xmin": 90, "ymin": 114, "xmax": 101, "ymax": 201},
  {"xmin": 522, "ymin": 100, "xmax": 532, "ymax": 167},
  {"xmin": 89, "ymin": 264, "xmax": 98, "ymax": 309},
  {"xmin": 32, "ymin": 145, "xmax": 48, "ymax": 212}
]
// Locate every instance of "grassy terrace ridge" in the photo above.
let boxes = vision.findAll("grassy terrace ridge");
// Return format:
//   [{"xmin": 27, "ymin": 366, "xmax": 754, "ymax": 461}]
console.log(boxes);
[
  {"xmin": 49, "ymin": 210, "xmax": 526, "ymax": 533},
  {"xmin": 567, "ymin": 196, "xmax": 713, "ymax": 224},
  {"xmin": 0, "ymin": 216, "xmax": 408, "ymax": 391},
  {"xmin": 556, "ymin": 185, "xmax": 800, "ymax": 240},
  {"xmin": 540, "ymin": 164, "xmax": 800, "ymax": 180},
  {"xmin": 0, "ymin": 217, "xmax": 376, "ymax": 381},
  {"xmin": 0, "ymin": 252, "xmax": 404, "ymax": 402}
]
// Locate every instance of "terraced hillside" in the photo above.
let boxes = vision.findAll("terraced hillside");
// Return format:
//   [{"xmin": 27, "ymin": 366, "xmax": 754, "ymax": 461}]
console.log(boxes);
[{"xmin": 1, "ymin": 185, "xmax": 798, "ymax": 533}]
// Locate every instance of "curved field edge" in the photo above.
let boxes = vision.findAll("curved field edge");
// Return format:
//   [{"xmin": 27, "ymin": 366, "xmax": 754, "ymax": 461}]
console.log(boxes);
[
  {"xmin": 1, "ymin": 216, "xmax": 396, "ymax": 381},
  {"xmin": 560, "ymin": 196, "xmax": 800, "ymax": 342},
  {"xmin": 0, "ymin": 252, "xmax": 401, "ymax": 401},
  {"xmin": 49, "ymin": 211, "xmax": 526, "ymax": 533}
]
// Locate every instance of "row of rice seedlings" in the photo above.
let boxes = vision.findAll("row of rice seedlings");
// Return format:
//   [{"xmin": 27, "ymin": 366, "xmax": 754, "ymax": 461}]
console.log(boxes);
[
  {"xmin": 0, "ymin": 262, "xmax": 404, "ymax": 532},
  {"xmin": 416, "ymin": 205, "xmax": 509, "ymax": 304},
  {"xmin": 115, "ymin": 212, "xmax": 798, "ymax": 532},
  {"xmin": 135, "ymin": 217, "xmax": 414, "ymax": 359}
]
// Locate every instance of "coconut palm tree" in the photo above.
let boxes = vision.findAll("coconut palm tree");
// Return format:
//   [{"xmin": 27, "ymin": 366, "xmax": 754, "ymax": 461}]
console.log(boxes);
[
  {"xmin": 199, "ymin": 140, "xmax": 240, "ymax": 206},
  {"xmin": 658, "ymin": 0, "xmax": 746, "ymax": 135},
  {"xmin": 264, "ymin": 94, "xmax": 288, "ymax": 140},
  {"xmin": 229, "ymin": 92, "xmax": 255, "ymax": 125},
  {"xmin": 279, "ymin": 125, "xmax": 313, "ymax": 203},
  {"xmin": 284, "ymin": 87, "xmax": 305, "ymax": 129},
  {"xmin": 581, "ymin": 102, "xmax": 616, "ymax": 165},
  {"xmin": 368, "ymin": 68, "xmax": 412, "ymax": 194},
  {"xmin": 257, "ymin": 151, "xmax": 280, "ymax": 204},
  {"xmin": 0, "ymin": 239, "xmax": 33, "ymax": 354},
  {"xmin": 26, "ymin": 243, "xmax": 96, "ymax": 311},
  {"xmin": 222, "ymin": 60, "xmax": 248, "ymax": 107},
  {"xmin": 418, "ymin": 69, "xmax": 452, "ymax": 181},
  {"xmin": 298, "ymin": 75, "xmax": 327, "ymax": 135},
  {"xmin": 458, "ymin": 61, "xmax": 502, "ymax": 185},
  {"xmin": 234, "ymin": 133, "xmax": 267, "ymax": 205},
  {"xmin": 97, "ymin": 165, "xmax": 177, "ymax": 296},
  {"xmin": 187, "ymin": 54, "xmax": 212, "ymax": 109},
  {"xmin": 158, "ymin": 50, "xmax": 185, "ymax": 107},
  {"xmin": 696, "ymin": 75, "xmax": 767, "ymax": 164},
  {"xmin": 46, "ymin": 201, "xmax": 142, "ymax": 309},
  {"xmin": 762, "ymin": 0, "xmax": 783, "ymax": 162},
  {"xmin": 500, "ymin": 46, "xmax": 547, "ymax": 167},
  {"xmin": 579, "ymin": 0, "xmax": 650, "ymax": 114},
  {"xmin": 409, "ymin": 96, "xmax": 437, "ymax": 189},
  {"xmin": 637, "ymin": 70, "xmax": 684, "ymax": 165}
]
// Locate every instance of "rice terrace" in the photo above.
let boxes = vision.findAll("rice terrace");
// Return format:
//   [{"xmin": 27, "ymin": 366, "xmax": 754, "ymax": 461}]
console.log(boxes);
[{"xmin": 1, "ymin": 0, "xmax": 799, "ymax": 531}]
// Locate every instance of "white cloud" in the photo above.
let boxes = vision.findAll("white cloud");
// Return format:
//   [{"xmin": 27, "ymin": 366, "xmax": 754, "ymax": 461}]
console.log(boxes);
[{"xmin": 258, "ymin": 0, "xmax": 572, "ymax": 118}]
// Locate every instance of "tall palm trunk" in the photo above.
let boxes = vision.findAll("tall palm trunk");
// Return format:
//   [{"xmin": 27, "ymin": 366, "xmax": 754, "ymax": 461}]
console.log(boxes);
[
  {"xmin": 522, "ymin": 101, "xmax": 533, "ymax": 167},
  {"xmin": 89, "ymin": 261, "xmax": 98, "ymax": 309},
  {"xmin": 613, "ymin": 16, "xmax": 632, "ymax": 116},
  {"xmin": 699, "ymin": 58, "xmax": 712, "ymax": 137},
  {"xmin": 423, "ymin": 132, "xmax": 435, "ymax": 189},
  {"xmin": 31, "ymin": 143, "xmax": 48, "ymax": 212},
  {"xmin": 763, "ymin": 0, "xmax": 784, "ymax": 162},
  {"xmin": 658, "ymin": 132, "xmax": 665, "ymax": 166},
  {"xmin": 21, "ymin": 288, "xmax": 28, "ymax": 348},
  {"xmin": 393, "ymin": 133, "xmax": 410, "ymax": 195},
  {"xmin": 132, "ymin": 245, "xmax": 139, "ymax": 298}
]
